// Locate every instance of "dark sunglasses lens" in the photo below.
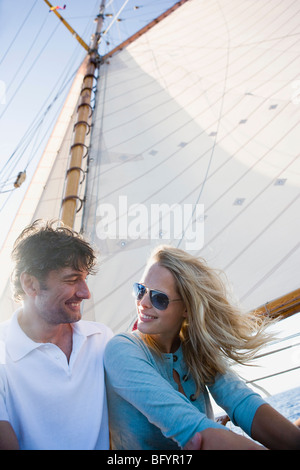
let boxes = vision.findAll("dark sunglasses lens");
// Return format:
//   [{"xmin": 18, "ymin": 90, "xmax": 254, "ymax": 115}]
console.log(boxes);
[
  {"xmin": 133, "ymin": 283, "xmax": 146, "ymax": 300},
  {"xmin": 150, "ymin": 291, "xmax": 169, "ymax": 310}
]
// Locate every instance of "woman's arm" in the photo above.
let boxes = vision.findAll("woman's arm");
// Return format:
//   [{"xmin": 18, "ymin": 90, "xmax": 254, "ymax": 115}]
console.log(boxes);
[
  {"xmin": 0, "ymin": 421, "xmax": 19, "ymax": 450},
  {"xmin": 251, "ymin": 404, "xmax": 300, "ymax": 450},
  {"xmin": 208, "ymin": 371, "xmax": 266, "ymax": 437}
]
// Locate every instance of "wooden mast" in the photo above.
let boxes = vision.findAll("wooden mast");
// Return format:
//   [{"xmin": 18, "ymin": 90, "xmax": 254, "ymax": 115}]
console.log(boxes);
[{"xmin": 60, "ymin": 1, "xmax": 106, "ymax": 228}]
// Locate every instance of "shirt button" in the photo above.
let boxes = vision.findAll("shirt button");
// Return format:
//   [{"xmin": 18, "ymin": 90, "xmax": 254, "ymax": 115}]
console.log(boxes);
[
  {"xmin": 182, "ymin": 374, "xmax": 188, "ymax": 382},
  {"xmin": 173, "ymin": 355, "xmax": 178, "ymax": 362},
  {"xmin": 190, "ymin": 394, "xmax": 196, "ymax": 401}
]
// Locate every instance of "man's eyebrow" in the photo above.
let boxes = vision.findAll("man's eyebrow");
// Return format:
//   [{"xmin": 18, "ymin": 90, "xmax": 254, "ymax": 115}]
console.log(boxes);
[{"xmin": 61, "ymin": 272, "xmax": 87, "ymax": 279}]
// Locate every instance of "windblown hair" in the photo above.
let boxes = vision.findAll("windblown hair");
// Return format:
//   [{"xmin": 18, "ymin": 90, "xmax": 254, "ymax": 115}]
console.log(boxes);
[
  {"xmin": 141, "ymin": 245, "xmax": 273, "ymax": 395},
  {"xmin": 11, "ymin": 219, "xmax": 97, "ymax": 301}
]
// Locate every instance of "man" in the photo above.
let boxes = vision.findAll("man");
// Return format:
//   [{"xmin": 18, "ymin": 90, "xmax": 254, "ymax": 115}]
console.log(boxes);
[{"xmin": 0, "ymin": 220, "xmax": 113, "ymax": 449}]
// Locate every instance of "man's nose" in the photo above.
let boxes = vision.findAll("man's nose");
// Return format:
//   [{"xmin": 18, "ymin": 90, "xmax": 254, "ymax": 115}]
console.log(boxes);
[{"xmin": 76, "ymin": 280, "xmax": 91, "ymax": 299}]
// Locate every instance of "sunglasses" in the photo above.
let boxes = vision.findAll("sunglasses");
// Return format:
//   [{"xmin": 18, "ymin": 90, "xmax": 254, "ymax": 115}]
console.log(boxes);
[{"xmin": 133, "ymin": 282, "xmax": 182, "ymax": 311}]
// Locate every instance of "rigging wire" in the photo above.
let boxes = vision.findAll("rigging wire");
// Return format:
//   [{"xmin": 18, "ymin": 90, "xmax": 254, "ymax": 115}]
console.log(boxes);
[
  {"xmin": 0, "ymin": 14, "xmax": 57, "ymax": 122},
  {"xmin": 0, "ymin": 71, "xmax": 77, "ymax": 217},
  {"xmin": 0, "ymin": 186, "xmax": 14, "ymax": 213},
  {"xmin": 0, "ymin": 67, "xmax": 79, "ymax": 197},
  {"xmin": 0, "ymin": 0, "xmax": 99, "ymax": 191},
  {"xmin": 3, "ymin": 12, "xmax": 50, "ymax": 97},
  {"xmin": 101, "ymin": 0, "xmax": 131, "ymax": 39},
  {"xmin": 0, "ymin": 18, "xmax": 60, "ymax": 184},
  {"xmin": 0, "ymin": 0, "xmax": 98, "ymax": 174},
  {"xmin": 0, "ymin": 0, "xmax": 99, "ymax": 205},
  {"xmin": 99, "ymin": 0, "xmax": 178, "ymax": 55},
  {"xmin": 0, "ymin": 0, "xmax": 39, "ymax": 67}
]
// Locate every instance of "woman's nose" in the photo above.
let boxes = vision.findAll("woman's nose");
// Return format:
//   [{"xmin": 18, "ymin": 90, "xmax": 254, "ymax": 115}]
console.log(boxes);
[{"xmin": 139, "ymin": 291, "xmax": 151, "ymax": 308}]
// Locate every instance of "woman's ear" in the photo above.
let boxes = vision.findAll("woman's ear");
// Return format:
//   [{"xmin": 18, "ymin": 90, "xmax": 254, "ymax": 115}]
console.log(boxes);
[{"xmin": 20, "ymin": 272, "xmax": 39, "ymax": 297}]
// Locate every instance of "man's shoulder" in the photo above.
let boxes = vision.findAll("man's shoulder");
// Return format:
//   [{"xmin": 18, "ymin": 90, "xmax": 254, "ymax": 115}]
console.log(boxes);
[
  {"xmin": 0, "ymin": 320, "xmax": 10, "ymax": 365},
  {"xmin": 0, "ymin": 319, "xmax": 10, "ymax": 342}
]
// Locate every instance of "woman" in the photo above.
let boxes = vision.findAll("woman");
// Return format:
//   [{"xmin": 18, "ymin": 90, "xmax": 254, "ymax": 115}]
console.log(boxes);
[{"xmin": 104, "ymin": 245, "xmax": 300, "ymax": 450}]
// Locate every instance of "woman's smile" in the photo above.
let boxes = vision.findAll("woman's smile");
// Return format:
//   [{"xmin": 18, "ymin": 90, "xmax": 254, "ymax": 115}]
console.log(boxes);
[{"xmin": 138, "ymin": 311, "xmax": 158, "ymax": 322}]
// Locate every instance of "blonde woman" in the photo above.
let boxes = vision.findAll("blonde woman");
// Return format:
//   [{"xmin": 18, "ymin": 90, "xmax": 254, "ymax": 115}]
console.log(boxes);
[{"xmin": 104, "ymin": 245, "xmax": 300, "ymax": 450}]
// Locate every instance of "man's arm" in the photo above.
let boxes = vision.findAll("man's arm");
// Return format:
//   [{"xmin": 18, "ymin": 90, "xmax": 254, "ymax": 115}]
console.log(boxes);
[
  {"xmin": 183, "ymin": 428, "xmax": 264, "ymax": 450},
  {"xmin": 251, "ymin": 404, "xmax": 300, "ymax": 450},
  {"xmin": 184, "ymin": 405, "xmax": 300, "ymax": 450},
  {"xmin": 0, "ymin": 421, "xmax": 19, "ymax": 450}
]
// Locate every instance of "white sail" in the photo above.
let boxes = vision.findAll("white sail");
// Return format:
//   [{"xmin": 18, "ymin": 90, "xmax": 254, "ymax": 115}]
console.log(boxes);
[
  {"xmin": 83, "ymin": 0, "xmax": 300, "ymax": 317},
  {"xmin": 82, "ymin": 0, "xmax": 300, "ymax": 394}
]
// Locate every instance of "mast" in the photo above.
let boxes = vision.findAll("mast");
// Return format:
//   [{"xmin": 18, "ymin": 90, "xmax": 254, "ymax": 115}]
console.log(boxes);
[{"xmin": 60, "ymin": 1, "xmax": 106, "ymax": 228}]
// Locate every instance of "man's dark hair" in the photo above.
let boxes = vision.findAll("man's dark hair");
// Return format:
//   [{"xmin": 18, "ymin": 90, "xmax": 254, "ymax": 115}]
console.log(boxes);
[{"xmin": 11, "ymin": 220, "xmax": 97, "ymax": 301}]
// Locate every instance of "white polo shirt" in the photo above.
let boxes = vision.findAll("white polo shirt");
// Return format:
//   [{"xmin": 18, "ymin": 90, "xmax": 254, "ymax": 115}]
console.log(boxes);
[{"xmin": 0, "ymin": 310, "xmax": 113, "ymax": 450}]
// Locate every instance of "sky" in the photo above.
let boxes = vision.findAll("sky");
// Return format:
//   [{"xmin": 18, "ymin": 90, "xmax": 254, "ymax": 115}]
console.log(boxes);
[{"xmin": 0, "ymin": 0, "xmax": 177, "ymax": 248}]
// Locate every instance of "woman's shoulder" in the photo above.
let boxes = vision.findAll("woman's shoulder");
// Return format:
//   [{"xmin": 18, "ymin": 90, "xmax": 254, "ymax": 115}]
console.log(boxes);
[
  {"xmin": 105, "ymin": 331, "xmax": 149, "ymax": 354},
  {"xmin": 107, "ymin": 330, "xmax": 141, "ymax": 346},
  {"xmin": 104, "ymin": 331, "xmax": 156, "ymax": 367}
]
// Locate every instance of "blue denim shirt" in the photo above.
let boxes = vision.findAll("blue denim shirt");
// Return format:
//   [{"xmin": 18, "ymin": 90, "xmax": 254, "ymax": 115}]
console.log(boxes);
[{"xmin": 104, "ymin": 332, "xmax": 265, "ymax": 450}]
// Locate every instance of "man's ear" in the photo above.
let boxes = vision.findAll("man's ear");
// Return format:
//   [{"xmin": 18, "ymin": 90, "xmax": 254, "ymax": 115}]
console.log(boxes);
[{"xmin": 20, "ymin": 272, "xmax": 40, "ymax": 297}]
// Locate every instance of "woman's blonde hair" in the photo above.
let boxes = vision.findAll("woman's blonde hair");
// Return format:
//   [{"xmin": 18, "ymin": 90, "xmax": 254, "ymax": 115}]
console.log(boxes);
[{"xmin": 141, "ymin": 245, "xmax": 273, "ymax": 396}]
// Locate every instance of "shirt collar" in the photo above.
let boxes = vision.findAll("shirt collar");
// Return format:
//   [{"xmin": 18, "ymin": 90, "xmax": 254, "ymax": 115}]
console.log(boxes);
[
  {"xmin": 6, "ymin": 309, "xmax": 43, "ymax": 361},
  {"xmin": 6, "ymin": 309, "xmax": 102, "ymax": 362},
  {"xmin": 72, "ymin": 319, "xmax": 104, "ymax": 338},
  {"xmin": 162, "ymin": 343, "xmax": 183, "ymax": 361}
]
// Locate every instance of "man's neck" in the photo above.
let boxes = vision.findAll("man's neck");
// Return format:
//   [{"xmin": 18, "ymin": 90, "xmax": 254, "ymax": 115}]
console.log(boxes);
[{"xmin": 18, "ymin": 307, "xmax": 73, "ymax": 362}]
